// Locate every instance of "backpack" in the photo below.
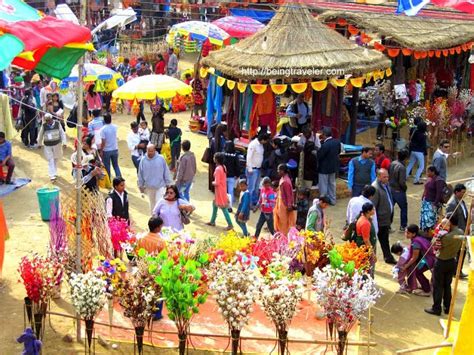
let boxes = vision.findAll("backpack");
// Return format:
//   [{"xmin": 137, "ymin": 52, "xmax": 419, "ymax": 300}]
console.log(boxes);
[
  {"xmin": 66, "ymin": 104, "xmax": 78, "ymax": 128},
  {"xmin": 342, "ymin": 218, "xmax": 358, "ymax": 242}
]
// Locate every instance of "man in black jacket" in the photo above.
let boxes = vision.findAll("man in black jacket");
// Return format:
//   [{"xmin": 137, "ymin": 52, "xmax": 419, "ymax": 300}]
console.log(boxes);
[
  {"xmin": 105, "ymin": 177, "xmax": 129, "ymax": 222},
  {"xmin": 317, "ymin": 127, "xmax": 341, "ymax": 205}
]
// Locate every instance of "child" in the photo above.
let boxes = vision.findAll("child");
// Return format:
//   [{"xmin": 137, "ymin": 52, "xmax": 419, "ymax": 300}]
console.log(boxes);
[
  {"xmin": 138, "ymin": 120, "xmax": 150, "ymax": 156},
  {"xmin": 391, "ymin": 242, "xmax": 416, "ymax": 294},
  {"xmin": 167, "ymin": 118, "xmax": 182, "ymax": 171},
  {"xmin": 295, "ymin": 188, "xmax": 310, "ymax": 230},
  {"xmin": 235, "ymin": 178, "xmax": 251, "ymax": 237},
  {"xmin": 254, "ymin": 177, "xmax": 276, "ymax": 238}
]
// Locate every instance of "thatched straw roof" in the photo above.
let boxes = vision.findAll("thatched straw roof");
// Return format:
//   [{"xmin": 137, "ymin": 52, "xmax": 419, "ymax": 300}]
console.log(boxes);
[
  {"xmin": 319, "ymin": 11, "xmax": 474, "ymax": 51},
  {"xmin": 201, "ymin": 4, "xmax": 391, "ymax": 81}
]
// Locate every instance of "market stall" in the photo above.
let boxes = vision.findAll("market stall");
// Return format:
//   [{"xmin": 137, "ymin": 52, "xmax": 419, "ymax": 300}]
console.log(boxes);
[
  {"xmin": 201, "ymin": 4, "xmax": 391, "ymax": 141},
  {"xmin": 319, "ymin": 11, "xmax": 474, "ymax": 157}
]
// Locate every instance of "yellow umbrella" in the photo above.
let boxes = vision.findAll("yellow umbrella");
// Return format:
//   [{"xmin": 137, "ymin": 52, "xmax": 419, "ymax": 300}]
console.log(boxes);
[{"xmin": 112, "ymin": 74, "xmax": 192, "ymax": 101}]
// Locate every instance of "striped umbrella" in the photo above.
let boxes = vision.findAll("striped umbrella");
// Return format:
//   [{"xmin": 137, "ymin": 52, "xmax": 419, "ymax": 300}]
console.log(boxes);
[
  {"xmin": 63, "ymin": 63, "xmax": 122, "ymax": 82},
  {"xmin": 212, "ymin": 16, "xmax": 265, "ymax": 39},
  {"xmin": 168, "ymin": 21, "xmax": 230, "ymax": 46},
  {"xmin": 0, "ymin": 0, "xmax": 92, "ymax": 79}
]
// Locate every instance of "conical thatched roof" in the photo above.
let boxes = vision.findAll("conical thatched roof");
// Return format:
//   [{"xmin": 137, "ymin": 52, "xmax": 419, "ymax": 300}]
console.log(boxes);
[
  {"xmin": 201, "ymin": 4, "xmax": 391, "ymax": 81},
  {"xmin": 319, "ymin": 11, "xmax": 474, "ymax": 51}
]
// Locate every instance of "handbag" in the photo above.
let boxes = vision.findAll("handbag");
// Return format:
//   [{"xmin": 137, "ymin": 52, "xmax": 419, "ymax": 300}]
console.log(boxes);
[
  {"xmin": 201, "ymin": 147, "xmax": 211, "ymax": 164},
  {"xmin": 177, "ymin": 199, "xmax": 191, "ymax": 225}
]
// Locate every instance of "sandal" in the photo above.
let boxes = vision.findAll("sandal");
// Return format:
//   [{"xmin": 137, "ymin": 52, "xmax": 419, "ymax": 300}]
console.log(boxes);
[
  {"xmin": 224, "ymin": 226, "xmax": 233, "ymax": 231},
  {"xmin": 206, "ymin": 222, "xmax": 216, "ymax": 227}
]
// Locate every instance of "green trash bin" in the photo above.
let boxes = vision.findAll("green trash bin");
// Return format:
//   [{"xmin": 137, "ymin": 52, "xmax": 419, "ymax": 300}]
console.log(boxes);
[{"xmin": 36, "ymin": 187, "xmax": 60, "ymax": 221}]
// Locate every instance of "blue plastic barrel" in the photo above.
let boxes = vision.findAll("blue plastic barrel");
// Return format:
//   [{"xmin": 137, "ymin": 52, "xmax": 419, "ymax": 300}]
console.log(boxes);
[{"xmin": 36, "ymin": 187, "xmax": 60, "ymax": 221}]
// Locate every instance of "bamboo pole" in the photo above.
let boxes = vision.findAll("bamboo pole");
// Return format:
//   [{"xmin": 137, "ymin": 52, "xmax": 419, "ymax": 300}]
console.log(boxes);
[
  {"xmin": 396, "ymin": 342, "xmax": 452, "ymax": 354},
  {"xmin": 46, "ymin": 311, "xmax": 377, "ymax": 347},
  {"xmin": 75, "ymin": 0, "xmax": 87, "ymax": 343}
]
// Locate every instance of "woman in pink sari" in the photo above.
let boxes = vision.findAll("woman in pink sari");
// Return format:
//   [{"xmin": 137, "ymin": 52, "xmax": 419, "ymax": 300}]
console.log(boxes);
[{"xmin": 206, "ymin": 153, "xmax": 233, "ymax": 230}]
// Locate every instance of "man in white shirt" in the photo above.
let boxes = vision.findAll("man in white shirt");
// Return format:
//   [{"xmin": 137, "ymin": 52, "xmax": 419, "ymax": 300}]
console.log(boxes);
[
  {"xmin": 346, "ymin": 184, "xmax": 378, "ymax": 234},
  {"xmin": 127, "ymin": 121, "xmax": 146, "ymax": 172},
  {"xmin": 246, "ymin": 132, "xmax": 269, "ymax": 208}
]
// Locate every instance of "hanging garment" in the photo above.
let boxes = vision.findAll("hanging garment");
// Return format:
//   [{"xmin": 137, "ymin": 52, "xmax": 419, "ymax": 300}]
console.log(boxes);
[
  {"xmin": 0, "ymin": 200, "xmax": 8, "ymax": 276},
  {"xmin": 249, "ymin": 88, "xmax": 276, "ymax": 138},
  {"xmin": 205, "ymin": 73, "xmax": 224, "ymax": 134},
  {"xmin": 0, "ymin": 94, "xmax": 14, "ymax": 139}
]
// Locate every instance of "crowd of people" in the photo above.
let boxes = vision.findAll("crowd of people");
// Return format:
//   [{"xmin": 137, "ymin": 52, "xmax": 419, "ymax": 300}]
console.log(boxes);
[{"xmin": 0, "ymin": 61, "xmax": 469, "ymax": 321}]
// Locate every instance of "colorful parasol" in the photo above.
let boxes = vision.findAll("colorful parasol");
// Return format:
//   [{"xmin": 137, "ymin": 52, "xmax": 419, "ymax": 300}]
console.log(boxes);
[
  {"xmin": 63, "ymin": 63, "xmax": 122, "ymax": 82},
  {"xmin": 112, "ymin": 75, "xmax": 192, "ymax": 101},
  {"xmin": 0, "ymin": 0, "xmax": 92, "ymax": 79},
  {"xmin": 167, "ymin": 21, "xmax": 231, "ymax": 46},
  {"xmin": 212, "ymin": 16, "xmax": 265, "ymax": 39}
]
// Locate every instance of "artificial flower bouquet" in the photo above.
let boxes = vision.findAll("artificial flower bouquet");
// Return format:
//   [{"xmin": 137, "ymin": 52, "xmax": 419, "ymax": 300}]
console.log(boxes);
[
  {"xmin": 95, "ymin": 256, "xmax": 127, "ymax": 299},
  {"xmin": 108, "ymin": 217, "xmax": 132, "ymax": 253},
  {"xmin": 313, "ymin": 249, "xmax": 381, "ymax": 355},
  {"xmin": 209, "ymin": 254, "xmax": 259, "ymax": 355},
  {"xmin": 69, "ymin": 272, "xmax": 107, "ymax": 350},
  {"xmin": 260, "ymin": 255, "xmax": 304, "ymax": 355}
]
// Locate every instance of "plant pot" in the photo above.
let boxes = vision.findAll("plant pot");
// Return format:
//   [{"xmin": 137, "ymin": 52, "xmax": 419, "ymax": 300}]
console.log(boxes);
[
  {"xmin": 24, "ymin": 297, "xmax": 33, "ymax": 325},
  {"xmin": 178, "ymin": 331, "xmax": 187, "ymax": 355},
  {"xmin": 337, "ymin": 330, "xmax": 348, "ymax": 355},
  {"xmin": 135, "ymin": 326, "xmax": 145, "ymax": 355},
  {"xmin": 33, "ymin": 312, "xmax": 44, "ymax": 340},
  {"xmin": 231, "ymin": 328, "xmax": 241, "ymax": 355},
  {"xmin": 277, "ymin": 328, "xmax": 288, "ymax": 355},
  {"xmin": 85, "ymin": 319, "xmax": 94, "ymax": 350}
]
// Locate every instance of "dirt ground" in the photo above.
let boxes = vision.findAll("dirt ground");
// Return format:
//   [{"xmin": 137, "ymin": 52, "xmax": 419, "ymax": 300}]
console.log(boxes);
[{"xmin": 0, "ymin": 104, "xmax": 472, "ymax": 353}]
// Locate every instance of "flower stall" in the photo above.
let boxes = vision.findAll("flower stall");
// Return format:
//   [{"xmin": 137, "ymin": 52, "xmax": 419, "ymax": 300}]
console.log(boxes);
[{"xmin": 19, "ymin": 220, "xmax": 382, "ymax": 354}]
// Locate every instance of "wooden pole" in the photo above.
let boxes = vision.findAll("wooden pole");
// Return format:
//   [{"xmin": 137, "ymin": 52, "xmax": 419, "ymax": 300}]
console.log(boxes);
[
  {"xmin": 396, "ymin": 343, "xmax": 453, "ymax": 354},
  {"xmin": 75, "ymin": 0, "xmax": 87, "ymax": 343},
  {"xmin": 335, "ymin": 86, "xmax": 344, "ymax": 139},
  {"xmin": 349, "ymin": 87, "xmax": 359, "ymax": 145}
]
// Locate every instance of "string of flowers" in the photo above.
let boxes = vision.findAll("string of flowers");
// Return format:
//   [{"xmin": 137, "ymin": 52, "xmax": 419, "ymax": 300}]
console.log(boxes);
[
  {"xmin": 209, "ymin": 255, "xmax": 259, "ymax": 355},
  {"xmin": 260, "ymin": 255, "xmax": 304, "ymax": 355}
]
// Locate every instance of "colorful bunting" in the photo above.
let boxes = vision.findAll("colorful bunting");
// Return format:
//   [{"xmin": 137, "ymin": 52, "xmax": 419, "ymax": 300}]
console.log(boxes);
[
  {"xmin": 226, "ymin": 79, "xmax": 236, "ymax": 90},
  {"xmin": 311, "ymin": 81, "xmax": 328, "ymax": 92},
  {"xmin": 237, "ymin": 82, "xmax": 247, "ymax": 93},
  {"xmin": 250, "ymin": 84, "xmax": 267, "ymax": 94},
  {"xmin": 270, "ymin": 84, "xmax": 288, "ymax": 95},
  {"xmin": 290, "ymin": 83, "xmax": 308, "ymax": 93}
]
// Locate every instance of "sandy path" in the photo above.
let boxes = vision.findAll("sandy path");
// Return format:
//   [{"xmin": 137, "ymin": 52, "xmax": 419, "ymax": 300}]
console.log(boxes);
[{"xmin": 0, "ymin": 108, "xmax": 470, "ymax": 354}]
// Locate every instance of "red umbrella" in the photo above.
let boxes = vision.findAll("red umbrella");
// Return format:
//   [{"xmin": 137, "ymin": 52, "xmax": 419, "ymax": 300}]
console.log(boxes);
[
  {"xmin": 431, "ymin": 0, "xmax": 474, "ymax": 13},
  {"xmin": 212, "ymin": 16, "xmax": 265, "ymax": 39}
]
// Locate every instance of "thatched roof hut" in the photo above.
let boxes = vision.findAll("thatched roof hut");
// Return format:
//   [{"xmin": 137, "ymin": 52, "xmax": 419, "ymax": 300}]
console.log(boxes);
[
  {"xmin": 319, "ymin": 11, "xmax": 474, "ymax": 51},
  {"xmin": 201, "ymin": 4, "xmax": 391, "ymax": 81}
]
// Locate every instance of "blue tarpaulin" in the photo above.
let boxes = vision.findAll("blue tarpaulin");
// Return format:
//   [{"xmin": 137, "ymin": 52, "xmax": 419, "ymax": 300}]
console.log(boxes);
[{"xmin": 229, "ymin": 8, "xmax": 275, "ymax": 23}]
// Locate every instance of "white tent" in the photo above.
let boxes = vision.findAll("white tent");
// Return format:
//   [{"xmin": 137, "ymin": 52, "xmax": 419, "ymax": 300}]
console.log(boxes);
[{"xmin": 92, "ymin": 8, "xmax": 137, "ymax": 35}]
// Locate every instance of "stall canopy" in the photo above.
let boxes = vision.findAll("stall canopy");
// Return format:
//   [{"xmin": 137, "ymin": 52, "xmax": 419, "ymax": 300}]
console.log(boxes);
[
  {"xmin": 202, "ymin": 4, "xmax": 391, "ymax": 81},
  {"xmin": 319, "ymin": 11, "xmax": 474, "ymax": 51},
  {"xmin": 0, "ymin": 0, "xmax": 92, "ymax": 79},
  {"xmin": 229, "ymin": 8, "xmax": 275, "ymax": 24}
]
